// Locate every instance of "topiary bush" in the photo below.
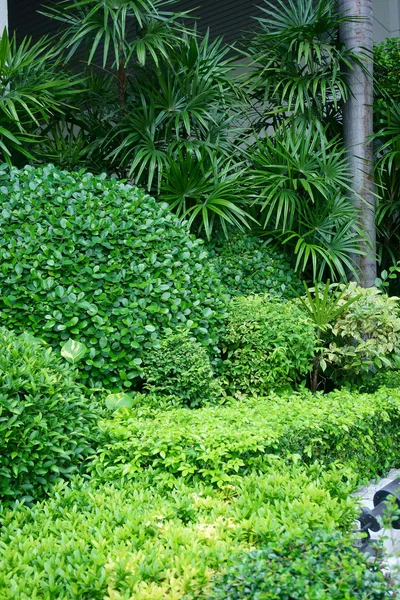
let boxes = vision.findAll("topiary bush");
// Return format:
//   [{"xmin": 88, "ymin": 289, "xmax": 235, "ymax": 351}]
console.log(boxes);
[
  {"xmin": 209, "ymin": 530, "xmax": 392, "ymax": 600},
  {"xmin": 220, "ymin": 295, "xmax": 316, "ymax": 396},
  {"xmin": 141, "ymin": 328, "xmax": 222, "ymax": 407},
  {"xmin": 0, "ymin": 327, "xmax": 97, "ymax": 505},
  {"xmin": 207, "ymin": 233, "xmax": 300, "ymax": 298},
  {"xmin": 0, "ymin": 164, "xmax": 227, "ymax": 389}
]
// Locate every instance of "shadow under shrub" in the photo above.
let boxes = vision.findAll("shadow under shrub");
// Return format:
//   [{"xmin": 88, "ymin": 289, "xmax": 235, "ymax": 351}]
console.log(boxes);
[
  {"xmin": 0, "ymin": 327, "xmax": 97, "ymax": 506},
  {"xmin": 220, "ymin": 295, "xmax": 316, "ymax": 396},
  {"xmin": 0, "ymin": 164, "xmax": 227, "ymax": 389},
  {"xmin": 209, "ymin": 530, "xmax": 392, "ymax": 600},
  {"xmin": 141, "ymin": 328, "xmax": 222, "ymax": 407}
]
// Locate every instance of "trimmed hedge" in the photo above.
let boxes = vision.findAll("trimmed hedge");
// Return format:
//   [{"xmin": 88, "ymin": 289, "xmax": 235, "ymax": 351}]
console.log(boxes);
[
  {"xmin": 0, "ymin": 164, "xmax": 227, "ymax": 389},
  {"xmin": 207, "ymin": 233, "xmax": 299, "ymax": 298},
  {"xmin": 0, "ymin": 327, "xmax": 97, "ymax": 505},
  {"xmin": 0, "ymin": 463, "xmax": 357, "ymax": 599},
  {"xmin": 93, "ymin": 387, "xmax": 400, "ymax": 486}
]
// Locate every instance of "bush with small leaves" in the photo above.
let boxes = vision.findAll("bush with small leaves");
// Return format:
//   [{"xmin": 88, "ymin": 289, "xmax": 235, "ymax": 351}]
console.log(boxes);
[
  {"xmin": 207, "ymin": 233, "xmax": 300, "ymax": 298},
  {"xmin": 141, "ymin": 329, "xmax": 222, "ymax": 407},
  {"xmin": 209, "ymin": 530, "xmax": 392, "ymax": 600},
  {"xmin": 0, "ymin": 463, "xmax": 359, "ymax": 599},
  {"xmin": 0, "ymin": 327, "xmax": 97, "ymax": 505},
  {"xmin": 220, "ymin": 295, "xmax": 316, "ymax": 396},
  {"xmin": 0, "ymin": 164, "xmax": 227, "ymax": 389},
  {"xmin": 94, "ymin": 387, "xmax": 400, "ymax": 487}
]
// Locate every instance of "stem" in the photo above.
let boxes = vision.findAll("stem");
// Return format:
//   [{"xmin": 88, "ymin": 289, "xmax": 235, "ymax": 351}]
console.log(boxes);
[{"xmin": 311, "ymin": 354, "xmax": 320, "ymax": 393}]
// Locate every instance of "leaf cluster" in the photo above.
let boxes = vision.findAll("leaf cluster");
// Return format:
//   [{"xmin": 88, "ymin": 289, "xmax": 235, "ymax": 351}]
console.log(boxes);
[
  {"xmin": 209, "ymin": 529, "xmax": 391, "ymax": 600},
  {"xmin": 207, "ymin": 232, "xmax": 300, "ymax": 298},
  {"xmin": 220, "ymin": 295, "xmax": 316, "ymax": 397},
  {"xmin": 0, "ymin": 327, "xmax": 97, "ymax": 506},
  {"xmin": 93, "ymin": 387, "xmax": 400, "ymax": 486},
  {"xmin": 0, "ymin": 164, "xmax": 227, "ymax": 389}
]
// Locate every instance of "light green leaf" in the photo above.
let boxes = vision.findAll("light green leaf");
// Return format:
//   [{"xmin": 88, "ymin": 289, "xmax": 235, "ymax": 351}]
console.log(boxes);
[{"xmin": 61, "ymin": 339, "xmax": 87, "ymax": 364}]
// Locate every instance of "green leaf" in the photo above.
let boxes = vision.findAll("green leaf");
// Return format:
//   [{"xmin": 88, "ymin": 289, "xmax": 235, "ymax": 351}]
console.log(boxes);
[
  {"xmin": 105, "ymin": 392, "xmax": 135, "ymax": 412},
  {"xmin": 61, "ymin": 339, "xmax": 87, "ymax": 364}
]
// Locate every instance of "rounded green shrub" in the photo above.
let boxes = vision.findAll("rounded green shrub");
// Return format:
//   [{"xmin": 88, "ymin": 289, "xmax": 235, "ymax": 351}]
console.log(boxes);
[
  {"xmin": 209, "ymin": 530, "xmax": 392, "ymax": 599},
  {"xmin": 220, "ymin": 295, "xmax": 316, "ymax": 396},
  {"xmin": 141, "ymin": 328, "xmax": 222, "ymax": 407},
  {"xmin": 207, "ymin": 233, "xmax": 300, "ymax": 298},
  {"xmin": 0, "ymin": 164, "xmax": 227, "ymax": 388},
  {"xmin": 0, "ymin": 327, "xmax": 97, "ymax": 505}
]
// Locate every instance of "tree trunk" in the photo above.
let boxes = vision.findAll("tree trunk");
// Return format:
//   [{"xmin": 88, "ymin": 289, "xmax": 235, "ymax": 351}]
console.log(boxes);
[{"xmin": 338, "ymin": 0, "xmax": 376, "ymax": 287}]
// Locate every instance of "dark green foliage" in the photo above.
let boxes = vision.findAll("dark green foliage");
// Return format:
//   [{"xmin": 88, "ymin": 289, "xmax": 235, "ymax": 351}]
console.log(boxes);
[
  {"xmin": 364, "ymin": 370, "xmax": 400, "ymax": 393},
  {"xmin": 94, "ymin": 387, "xmax": 400, "ymax": 486},
  {"xmin": 141, "ymin": 329, "xmax": 222, "ymax": 407},
  {"xmin": 207, "ymin": 233, "xmax": 299, "ymax": 298},
  {"xmin": 209, "ymin": 530, "xmax": 392, "ymax": 600},
  {"xmin": 0, "ymin": 327, "xmax": 96, "ymax": 505},
  {"xmin": 220, "ymin": 295, "xmax": 316, "ymax": 396},
  {"xmin": 0, "ymin": 31, "xmax": 75, "ymax": 166},
  {"xmin": 0, "ymin": 164, "xmax": 226, "ymax": 389}
]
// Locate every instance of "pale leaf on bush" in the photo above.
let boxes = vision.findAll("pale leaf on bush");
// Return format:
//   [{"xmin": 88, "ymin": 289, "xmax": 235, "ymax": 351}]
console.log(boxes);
[
  {"xmin": 105, "ymin": 393, "xmax": 135, "ymax": 412},
  {"xmin": 61, "ymin": 339, "xmax": 87, "ymax": 365}
]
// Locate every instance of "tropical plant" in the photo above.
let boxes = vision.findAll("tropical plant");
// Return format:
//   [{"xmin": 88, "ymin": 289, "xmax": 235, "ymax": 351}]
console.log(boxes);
[
  {"xmin": 297, "ymin": 281, "xmax": 361, "ymax": 390},
  {"xmin": 298, "ymin": 282, "xmax": 400, "ymax": 387},
  {"xmin": 0, "ymin": 29, "xmax": 74, "ymax": 165},
  {"xmin": 110, "ymin": 31, "xmax": 243, "ymax": 189},
  {"xmin": 159, "ymin": 151, "xmax": 252, "ymax": 239},
  {"xmin": 248, "ymin": 122, "xmax": 364, "ymax": 280},
  {"xmin": 241, "ymin": 0, "xmax": 361, "ymax": 132}
]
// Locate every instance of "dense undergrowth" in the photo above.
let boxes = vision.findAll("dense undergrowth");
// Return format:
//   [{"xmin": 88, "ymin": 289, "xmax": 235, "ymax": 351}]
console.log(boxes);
[{"xmin": 0, "ymin": 164, "xmax": 399, "ymax": 598}]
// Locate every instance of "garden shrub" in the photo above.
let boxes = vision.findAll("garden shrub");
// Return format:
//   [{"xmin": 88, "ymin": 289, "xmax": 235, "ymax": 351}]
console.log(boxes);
[
  {"xmin": 220, "ymin": 295, "xmax": 316, "ymax": 396},
  {"xmin": 141, "ymin": 328, "xmax": 222, "ymax": 407},
  {"xmin": 366, "ymin": 369, "xmax": 400, "ymax": 392},
  {"xmin": 0, "ymin": 327, "xmax": 97, "ymax": 505},
  {"xmin": 209, "ymin": 530, "xmax": 392, "ymax": 600},
  {"xmin": 0, "ymin": 164, "xmax": 227, "ymax": 389},
  {"xmin": 321, "ymin": 284, "xmax": 400, "ymax": 384},
  {"xmin": 93, "ymin": 387, "xmax": 400, "ymax": 486},
  {"xmin": 207, "ymin": 233, "xmax": 300, "ymax": 297},
  {"xmin": 0, "ymin": 462, "xmax": 357, "ymax": 599}
]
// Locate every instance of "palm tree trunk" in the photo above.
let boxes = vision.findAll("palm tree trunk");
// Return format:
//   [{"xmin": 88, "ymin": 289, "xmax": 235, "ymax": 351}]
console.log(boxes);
[{"xmin": 338, "ymin": 0, "xmax": 376, "ymax": 287}]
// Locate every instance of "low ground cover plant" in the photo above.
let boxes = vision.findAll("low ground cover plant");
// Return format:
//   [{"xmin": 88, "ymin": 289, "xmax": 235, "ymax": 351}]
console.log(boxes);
[
  {"xmin": 0, "ymin": 327, "xmax": 97, "ymax": 505},
  {"xmin": 220, "ymin": 294, "xmax": 316, "ymax": 396},
  {"xmin": 93, "ymin": 388, "xmax": 400, "ymax": 486},
  {"xmin": 0, "ymin": 462, "xmax": 357, "ymax": 600},
  {"xmin": 0, "ymin": 165, "xmax": 226, "ymax": 389}
]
